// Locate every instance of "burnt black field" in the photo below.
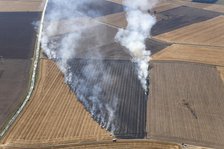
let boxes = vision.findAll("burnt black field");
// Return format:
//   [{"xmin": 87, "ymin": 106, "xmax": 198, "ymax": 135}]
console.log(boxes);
[
  {"xmin": 0, "ymin": 12, "xmax": 40, "ymax": 59},
  {"xmin": 41, "ymin": 0, "xmax": 215, "ymax": 140},
  {"xmin": 78, "ymin": 0, "xmax": 124, "ymax": 18},
  {"xmin": 145, "ymin": 39, "xmax": 171, "ymax": 55},
  {"xmin": 47, "ymin": 27, "xmax": 170, "ymax": 138},
  {"xmin": 152, "ymin": 6, "xmax": 221, "ymax": 36},
  {"xmin": 67, "ymin": 58, "xmax": 147, "ymax": 138}
]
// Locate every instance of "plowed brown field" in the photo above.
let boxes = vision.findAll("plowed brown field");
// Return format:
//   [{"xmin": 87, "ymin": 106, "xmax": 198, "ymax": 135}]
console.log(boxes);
[
  {"xmin": 0, "ymin": 0, "xmax": 44, "ymax": 12},
  {"xmin": 154, "ymin": 16, "xmax": 224, "ymax": 47},
  {"xmin": 96, "ymin": 12, "xmax": 127, "ymax": 28},
  {"xmin": 147, "ymin": 62, "xmax": 224, "ymax": 149},
  {"xmin": 1, "ymin": 59, "xmax": 112, "ymax": 146},
  {"xmin": 152, "ymin": 44, "xmax": 224, "ymax": 66}
]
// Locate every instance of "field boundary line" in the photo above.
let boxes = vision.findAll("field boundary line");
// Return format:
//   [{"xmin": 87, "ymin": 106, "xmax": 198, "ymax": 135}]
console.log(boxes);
[
  {"xmin": 151, "ymin": 60, "xmax": 224, "ymax": 67},
  {"xmin": 2, "ymin": 139, "xmax": 181, "ymax": 149}
]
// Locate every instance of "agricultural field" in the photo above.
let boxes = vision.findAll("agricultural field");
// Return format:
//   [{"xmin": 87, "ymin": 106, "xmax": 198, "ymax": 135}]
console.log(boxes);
[
  {"xmin": 1, "ymin": 59, "xmax": 112, "ymax": 146},
  {"xmin": 0, "ymin": 60, "xmax": 31, "ymax": 132},
  {"xmin": 151, "ymin": 6, "xmax": 221, "ymax": 36},
  {"xmin": 0, "ymin": 0, "xmax": 44, "ymax": 12},
  {"xmin": 0, "ymin": 5, "xmax": 41, "ymax": 133},
  {"xmin": 152, "ymin": 44, "xmax": 224, "ymax": 66},
  {"xmin": 217, "ymin": 67, "xmax": 224, "ymax": 82},
  {"xmin": 106, "ymin": 0, "xmax": 123, "ymax": 5},
  {"xmin": 46, "ymin": 0, "xmax": 124, "ymax": 18},
  {"xmin": 181, "ymin": 1, "xmax": 224, "ymax": 13},
  {"xmin": 0, "ymin": 12, "xmax": 40, "ymax": 59},
  {"xmin": 96, "ymin": 5, "xmax": 222, "ymax": 36},
  {"xmin": 1, "ymin": 0, "xmax": 224, "ymax": 148},
  {"xmin": 147, "ymin": 62, "xmax": 224, "ymax": 148},
  {"xmin": 68, "ymin": 58, "xmax": 147, "ymax": 138},
  {"xmin": 96, "ymin": 12, "xmax": 127, "ymax": 28},
  {"xmin": 154, "ymin": 16, "xmax": 224, "ymax": 47}
]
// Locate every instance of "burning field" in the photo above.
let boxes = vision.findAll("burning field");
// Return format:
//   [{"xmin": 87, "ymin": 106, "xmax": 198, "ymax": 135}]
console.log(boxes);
[
  {"xmin": 1, "ymin": 0, "xmax": 224, "ymax": 148},
  {"xmin": 40, "ymin": 0, "xmax": 159, "ymax": 138}
]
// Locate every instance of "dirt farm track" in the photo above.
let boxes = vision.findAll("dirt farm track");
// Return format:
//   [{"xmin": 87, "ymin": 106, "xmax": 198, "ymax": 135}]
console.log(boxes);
[{"xmin": 0, "ymin": 140, "xmax": 181, "ymax": 149}]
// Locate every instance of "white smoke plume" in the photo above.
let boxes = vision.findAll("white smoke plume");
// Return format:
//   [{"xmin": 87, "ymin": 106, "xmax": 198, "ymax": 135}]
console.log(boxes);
[
  {"xmin": 41, "ymin": 0, "xmax": 118, "ymax": 133},
  {"xmin": 115, "ymin": 0, "xmax": 158, "ymax": 92}
]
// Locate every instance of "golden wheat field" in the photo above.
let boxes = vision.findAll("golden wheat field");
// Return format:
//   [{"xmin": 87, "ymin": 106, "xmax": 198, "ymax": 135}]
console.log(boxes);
[
  {"xmin": 152, "ymin": 44, "xmax": 224, "ymax": 66},
  {"xmin": 1, "ymin": 59, "xmax": 112, "ymax": 146}
]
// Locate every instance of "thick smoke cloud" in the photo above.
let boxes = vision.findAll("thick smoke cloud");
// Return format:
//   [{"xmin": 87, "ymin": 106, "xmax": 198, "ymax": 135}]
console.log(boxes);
[
  {"xmin": 41, "ymin": 0, "xmax": 158, "ymax": 135},
  {"xmin": 41, "ymin": 0, "xmax": 118, "ymax": 133},
  {"xmin": 115, "ymin": 0, "xmax": 158, "ymax": 92}
]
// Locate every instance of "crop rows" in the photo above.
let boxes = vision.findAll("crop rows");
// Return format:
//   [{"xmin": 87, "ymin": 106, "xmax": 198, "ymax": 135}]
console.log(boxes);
[{"xmin": 2, "ymin": 59, "xmax": 111, "ymax": 145}]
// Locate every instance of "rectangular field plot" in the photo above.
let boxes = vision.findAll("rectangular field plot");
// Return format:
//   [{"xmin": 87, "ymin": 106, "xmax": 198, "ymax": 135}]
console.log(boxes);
[
  {"xmin": 147, "ymin": 62, "xmax": 224, "ymax": 149},
  {"xmin": 152, "ymin": 44, "xmax": 224, "ymax": 66},
  {"xmin": 0, "ymin": 0, "xmax": 43, "ymax": 12},
  {"xmin": 0, "ymin": 59, "xmax": 31, "ymax": 132},
  {"xmin": 0, "ymin": 12, "xmax": 40, "ymax": 59}
]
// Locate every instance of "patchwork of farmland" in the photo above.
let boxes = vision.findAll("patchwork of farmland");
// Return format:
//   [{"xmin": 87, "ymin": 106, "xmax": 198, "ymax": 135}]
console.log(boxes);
[
  {"xmin": 1, "ymin": 0, "xmax": 224, "ymax": 149},
  {"xmin": 154, "ymin": 16, "xmax": 224, "ymax": 47},
  {"xmin": 0, "ymin": 9, "xmax": 40, "ymax": 132},
  {"xmin": 147, "ymin": 62, "xmax": 224, "ymax": 148},
  {"xmin": 151, "ymin": 6, "xmax": 221, "ymax": 36},
  {"xmin": 1, "ymin": 59, "xmax": 112, "ymax": 145}
]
